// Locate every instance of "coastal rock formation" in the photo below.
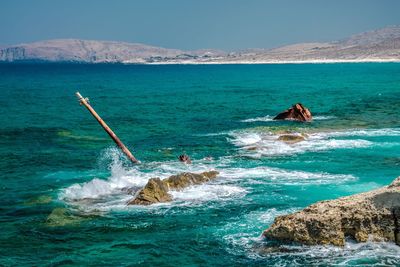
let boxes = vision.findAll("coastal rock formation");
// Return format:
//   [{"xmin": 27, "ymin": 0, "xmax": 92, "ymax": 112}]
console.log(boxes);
[
  {"xmin": 274, "ymin": 103, "xmax": 312, "ymax": 122},
  {"xmin": 128, "ymin": 171, "xmax": 219, "ymax": 205},
  {"xmin": 263, "ymin": 176, "xmax": 400, "ymax": 246},
  {"xmin": 163, "ymin": 171, "xmax": 219, "ymax": 190},
  {"xmin": 128, "ymin": 178, "xmax": 172, "ymax": 205}
]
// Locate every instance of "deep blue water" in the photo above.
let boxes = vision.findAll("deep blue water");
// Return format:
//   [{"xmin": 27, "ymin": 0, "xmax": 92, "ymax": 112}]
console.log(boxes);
[{"xmin": 0, "ymin": 63, "xmax": 399, "ymax": 266}]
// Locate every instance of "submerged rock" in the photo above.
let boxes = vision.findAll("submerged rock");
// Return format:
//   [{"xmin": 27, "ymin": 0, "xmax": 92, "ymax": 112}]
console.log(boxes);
[
  {"xmin": 24, "ymin": 195, "xmax": 52, "ymax": 205},
  {"xmin": 277, "ymin": 134, "xmax": 306, "ymax": 144},
  {"xmin": 128, "ymin": 171, "xmax": 219, "ymax": 205},
  {"xmin": 263, "ymin": 177, "xmax": 400, "ymax": 246},
  {"xmin": 274, "ymin": 103, "xmax": 312, "ymax": 122},
  {"xmin": 46, "ymin": 208, "xmax": 84, "ymax": 227}
]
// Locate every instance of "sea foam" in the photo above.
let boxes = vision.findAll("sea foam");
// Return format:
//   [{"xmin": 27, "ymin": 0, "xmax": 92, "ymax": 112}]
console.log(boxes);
[
  {"xmin": 229, "ymin": 128, "xmax": 400, "ymax": 157},
  {"xmin": 241, "ymin": 115, "xmax": 335, "ymax": 123}
]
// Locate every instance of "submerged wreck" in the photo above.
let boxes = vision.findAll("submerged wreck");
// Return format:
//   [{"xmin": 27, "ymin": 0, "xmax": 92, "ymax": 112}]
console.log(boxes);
[
  {"xmin": 274, "ymin": 103, "xmax": 312, "ymax": 122},
  {"xmin": 264, "ymin": 176, "xmax": 400, "ymax": 246},
  {"xmin": 128, "ymin": 171, "xmax": 219, "ymax": 205}
]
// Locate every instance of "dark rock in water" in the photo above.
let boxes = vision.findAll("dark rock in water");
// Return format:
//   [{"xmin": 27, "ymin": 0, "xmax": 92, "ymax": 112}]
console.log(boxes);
[
  {"xmin": 178, "ymin": 154, "xmax": 192, "ymax": 164},
  {"xmin": 274, "ymin": 103, "xmax": 312, "ymax": 122},
  {"xmin": 263, "ymin": 176, "xmax": 400, "ymax": 246},
  {"xmin": 128, "ymin": 178, "xmax": 172, "ymax": 205},
  {"xmin": 128, "ymin": 171, "xmax": 219, "ymax": 205},
  {"xmin": 277, "ymin": 134, "xmax": 306, "ymax": 144}
]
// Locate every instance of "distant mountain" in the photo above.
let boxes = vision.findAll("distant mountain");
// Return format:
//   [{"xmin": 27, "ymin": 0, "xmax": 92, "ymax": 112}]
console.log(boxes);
[
  {"xmin": 1, "ymin": 26, "xmax": 399, "ymax": 64},
  {"xmin": 223, "ymin": 25, "xmax": 400, "ymax": 63}
]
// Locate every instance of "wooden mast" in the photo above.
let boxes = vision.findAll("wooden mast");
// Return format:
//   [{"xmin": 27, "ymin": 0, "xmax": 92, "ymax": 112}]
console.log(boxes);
[{"xmin": 76, "ymin": 92, "xmax": 139, "ymax": 164}]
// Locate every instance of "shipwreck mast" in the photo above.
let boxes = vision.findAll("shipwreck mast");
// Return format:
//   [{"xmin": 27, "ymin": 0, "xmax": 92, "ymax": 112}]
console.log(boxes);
[{"xmin": 75, "ymin": 92, "xmax": 139, "ymax": 164}]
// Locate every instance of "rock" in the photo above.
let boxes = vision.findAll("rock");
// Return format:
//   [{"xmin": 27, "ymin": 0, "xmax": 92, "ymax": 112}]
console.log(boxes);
[
  {"xmin": 273, "ymin": 103, "xmax": 312, "ymax": 122},
  {"xmin": 128, "ymin": 178, "xmax": 172, "ymax": 205},
  {"xmin": 178, "ymin": 154, "xmax": 192, "ymax": 164},
  {"xmin": 163, "ymin": 171, "xmax": 219, "ymax": 190},
  {"xmin": 46, "ymin": 208, "xmax": 84, "ymax": 227},
  {"xmin": 277, "ymin": 134, "xmax": 306, "ymax": 144},
  {"xmin": 128, "ymin": 171, "xmax": 219, "ymax": 205},
  {"xmin": 263, "ymin": 176, "xmax": 400, "ymax": 246}
]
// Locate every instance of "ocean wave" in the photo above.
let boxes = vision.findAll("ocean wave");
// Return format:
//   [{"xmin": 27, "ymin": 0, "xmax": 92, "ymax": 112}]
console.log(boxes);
[
  {"xmin": 59, "ymin": 149, "xmax": 245, "ymax": 211},
  {"xmin": 229, "ymin": 128, "xmax": 400, "ymax": 157},
  {"xmin": 219, "ymin": 166, "xmax": 356, "ymax": 185},
  {"xmin": 241, "ymin": 115, "xmax": 335, "ymax": 123},
  {"xmin": 60, "ymin": 147, "xmax": 357, "ymax": 212},
  {"xmin": 324, "ymin": 128, "xmax": 400, "ymax": 137},
  {"xmin": 241, "ymin": 116, "xmax": 274, "ymax": 122},
  {"xmin": 255, "ymin": 241, "xmax": 400, "ymax": 266},
  {"xmin": 229, "ymin": 131, "xmax": 372, "ymax": 157}
]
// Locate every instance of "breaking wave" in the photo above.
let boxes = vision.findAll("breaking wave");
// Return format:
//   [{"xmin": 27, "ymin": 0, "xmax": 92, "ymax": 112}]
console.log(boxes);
[
  {"xmin": 59, "ymin": 148, "xmax": 245, "ymax": 211},
  {"xmin": 59, "ymin": 147, "xmax": 356, "ymax": 212},
  {"xmin": 219, "ymin": 166, "xmax": 356, "ymax": 185},
  {"xmin": 254, "ymin": 241, "xmax": 400, "ymax": 266},
  {"xmin": 241, "ymin": 116, "xmax": 274, "ymax": 122},
  {"xmin": 229, "ymin": 128, "xmax": 400, "ymax": 157}
]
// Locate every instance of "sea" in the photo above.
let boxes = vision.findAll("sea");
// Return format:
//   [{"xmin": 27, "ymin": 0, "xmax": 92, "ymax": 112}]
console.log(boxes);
[{"xmin": 0, "ymin": 63, "xmax": 399, "ymax": 266}]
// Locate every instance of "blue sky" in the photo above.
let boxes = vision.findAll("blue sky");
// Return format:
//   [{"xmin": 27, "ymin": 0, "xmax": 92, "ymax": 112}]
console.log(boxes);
[{"xmin": 1, "ymin": 0, "xmax": 399, "ymax": 50}]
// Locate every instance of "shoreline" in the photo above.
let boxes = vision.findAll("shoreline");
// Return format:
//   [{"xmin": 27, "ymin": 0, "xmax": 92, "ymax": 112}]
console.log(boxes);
[
  {"xmin": 1, "ymin": 58, "xmax": 400, "ymax": 65},
  {"xmin": 140, "ymin": 58, "xmax": 400, "ymax": 65}
]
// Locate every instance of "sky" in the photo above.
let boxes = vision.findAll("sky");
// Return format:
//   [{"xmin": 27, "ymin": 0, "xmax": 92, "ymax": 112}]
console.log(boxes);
[{"xmin": 1, "ymin": 0, "xmax": 400, "ymax": 50}]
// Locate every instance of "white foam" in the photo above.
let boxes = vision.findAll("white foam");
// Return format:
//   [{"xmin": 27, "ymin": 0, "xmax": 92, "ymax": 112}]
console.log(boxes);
[
  {"xmin": 241, "ymin": 115, "xmax": 335, "ymax": 123},
  {"xmin": 324, "ymin": 128, "xmax": 400, "ymax": 137},
  {"xmin": 241, "ymin": 116, "xmax": 274, "ymax": 122},
  {"xmin": 59, "ymin": 148, "xmax": 247, "ymax": 211},
  {"xmin": 219, "ymin": 166, "xmax": 356, "ymax": 185},
  {"xmin": 229, "ymin": 130, "xmax": 373, "ymax": 157},
  {"xmin": 229, "ymin": 128, "xmax": 400, "ymax": 157},
  {"xmin": 313, "ymin": 115, "xmax": 336, "ymax": 120},
  {"xmin": 170, "ymin": 184, "xmax": 247, "ymax": 202},
  {"xmin": 260, "ymin": 241, "xmax": 400, "ymax": 265}
]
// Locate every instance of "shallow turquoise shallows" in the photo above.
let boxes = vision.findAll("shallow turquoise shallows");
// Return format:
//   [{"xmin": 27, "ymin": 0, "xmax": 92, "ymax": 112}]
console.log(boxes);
[{"xmin": 0, "ymin": 63, "xmax": 399, "ymax": 266}]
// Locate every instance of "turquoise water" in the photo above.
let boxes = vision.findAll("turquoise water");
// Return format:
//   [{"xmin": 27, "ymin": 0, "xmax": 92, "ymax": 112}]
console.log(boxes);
[{"xmin": 0, "ymin": 63, "xmax": 399, "ymax": 266}]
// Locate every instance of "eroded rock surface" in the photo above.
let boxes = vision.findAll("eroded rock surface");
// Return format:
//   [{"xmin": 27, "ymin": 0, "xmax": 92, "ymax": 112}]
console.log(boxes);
[
  {"xmin": 263, "ymin": 177, "xmax": 400, "ymax": 246},
  {"xmin": 128, "ymin": 171, "xmax": 219, "ymax": 205},
  {"xmin": 274, "ymin": 103, "xmax": 312, "ymax": 122},
  {"xmin": 128, "ymin": 178, "xmax": 172, "ymax": 205}
]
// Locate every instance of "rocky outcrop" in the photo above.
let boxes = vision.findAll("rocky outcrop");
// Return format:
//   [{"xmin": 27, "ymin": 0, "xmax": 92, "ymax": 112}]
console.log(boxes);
[
  {"xmin": 274, "ymin": 103, "xmax": 312, "ymax": 122},
  {"xmin": 128, "ymin": 171, "xmax": 219, "ymax": 205},
  {"xmin": 263, "ymin": 177, "xmax": 400, "ymax": 246},
  {"xmin": 128, "ymin": 178, "xmax": 172, "ymax": 205}
]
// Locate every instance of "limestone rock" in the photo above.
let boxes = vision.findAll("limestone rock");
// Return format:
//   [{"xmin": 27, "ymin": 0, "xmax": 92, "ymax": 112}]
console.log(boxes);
[
  {"xmin": 263, "ymin": 176, "xmax": 400, "ymax": 246},
  {"xmin": 128, "ymin": 178, "xmax": 172, "ymax": 205},
  {"xmin": 128, "ymin": 171, "xmax": 219, "ymax": 205},
  {"xmin": 273, "ymin": 103, "xmax": 312, "ymax": 122},
  {"xmin": 163, "ymin": 171, "xmax": 219, "ymax": 190}
]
